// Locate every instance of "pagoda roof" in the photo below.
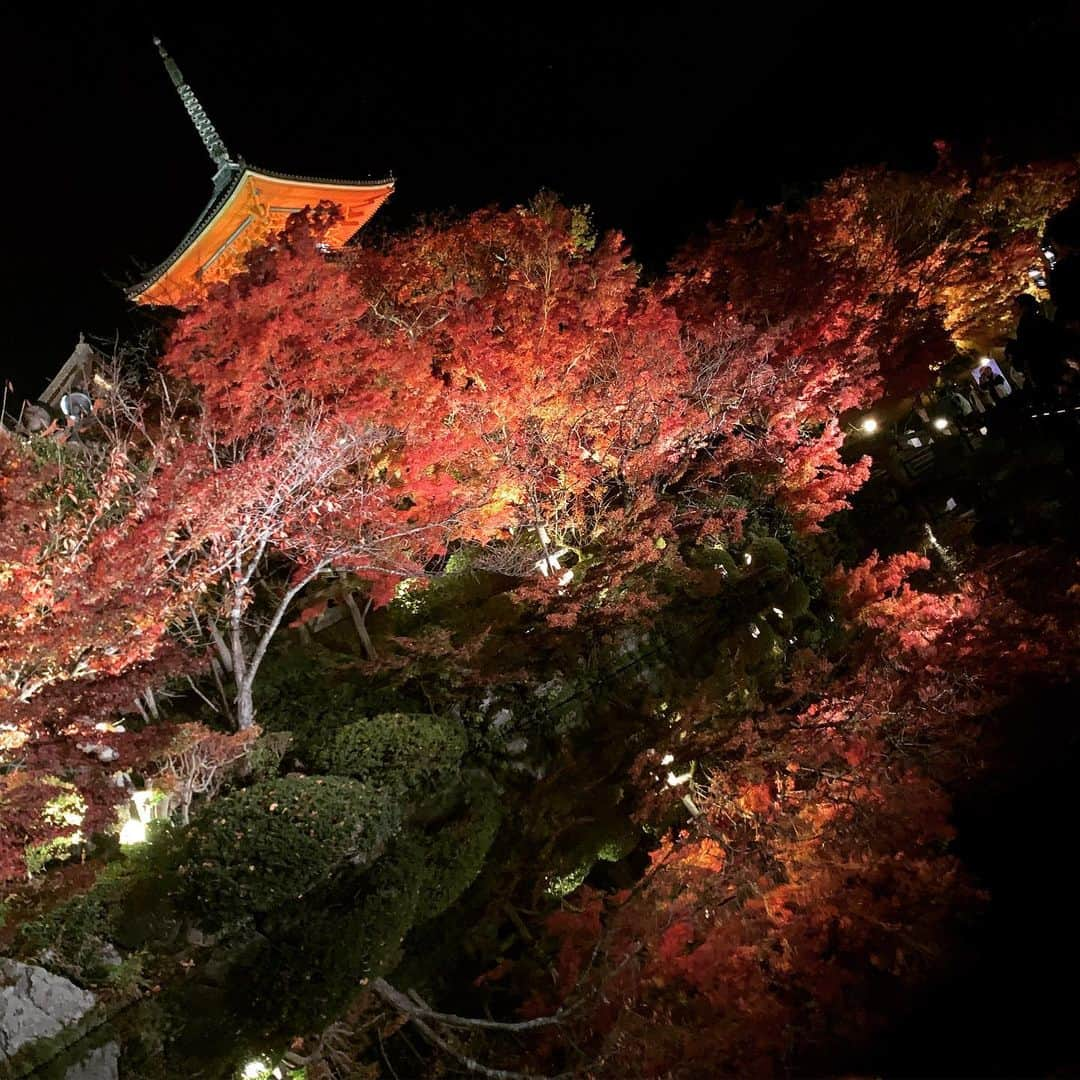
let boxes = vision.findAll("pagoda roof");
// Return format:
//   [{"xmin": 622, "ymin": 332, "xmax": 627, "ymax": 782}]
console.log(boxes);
[{"xmin": 127, "ymin": 163, "xmax": 394, "ymax": 308}]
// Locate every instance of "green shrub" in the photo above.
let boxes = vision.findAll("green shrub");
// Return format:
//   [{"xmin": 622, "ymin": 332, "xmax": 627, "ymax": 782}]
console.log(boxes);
[
  {"xmin": 223, "ymin": 781, "xmax": 500, "ymax": 1037},
  {"xmin": 17, "ymin": 840, "xmax": 181, "ymax": 977},
  {"xmin": 544, "ymin": 814, "xmax": 639, "ymax": 899},
  {"xmin": 177, "ymin": 777, "xmax": 402, "ymax": 930},
  {"xmin": 686, "ymin": 543, "xmax": 739, "ymax": 577},
  {"xmin": 745, "ymin": 536, "xmax": 789, "ymax": 571},
  {"xmin": 253, "ymin": 651, "xmax": 364, "ymax": 752},
  {"xmin": 246, "ymin": 731, "xmax": 292, "ymax": 782},
  {"xmin": 776, "ymin": 576, "xmax": 812, "ymax": 619},
  {"xmin": 408, "ymin": 780, "xmax": 502, "ymax": 922},
  {"xmin": 314, "ymin": 713, "xmax": 467, "ymax": 799},
  {"xmin": 103, "ymin": 951, "xmax": 149, "ymax": 995},
  {"xmin": 17, "ymin": 889, "xmax": 111, "ymax": 980}
]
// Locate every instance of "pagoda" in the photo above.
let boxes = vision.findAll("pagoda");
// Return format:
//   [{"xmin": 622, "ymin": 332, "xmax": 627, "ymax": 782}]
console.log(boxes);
[{"xmin": 128, "ymin": 40, "xmax": 394, "ymax": 308}]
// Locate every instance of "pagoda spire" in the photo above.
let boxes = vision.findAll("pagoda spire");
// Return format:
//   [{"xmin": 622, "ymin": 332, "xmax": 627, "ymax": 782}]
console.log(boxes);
[{"xmin": 153, "ymin": 37, "xmax": 236, "ymax": 188}]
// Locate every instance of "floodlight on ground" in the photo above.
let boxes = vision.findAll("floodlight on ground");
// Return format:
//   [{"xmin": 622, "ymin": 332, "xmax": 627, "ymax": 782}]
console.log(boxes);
[
  {"xmin": 860, "ymin": 416, "xmax": 878, "ymax": 433},
  {"xmin": 932, "ymin": 417, "xmax": 949, "ymax": 431},
  {"xmin": 119, "ymin": 818, "xmax": 146, "ymax": 846},
  {"xmin": 979, "ymin": 357, "xmax": 993, "ymax": 367}
]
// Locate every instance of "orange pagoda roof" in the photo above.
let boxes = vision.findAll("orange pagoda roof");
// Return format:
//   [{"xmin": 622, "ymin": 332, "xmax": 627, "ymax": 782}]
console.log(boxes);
[{"xmin": 128, "ymin": 41, "xmax": 393, "ymax": 309}]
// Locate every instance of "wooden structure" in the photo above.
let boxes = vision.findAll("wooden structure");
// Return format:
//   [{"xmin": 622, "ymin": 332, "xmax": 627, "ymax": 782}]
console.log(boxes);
[
  {"xmin": 37, "ymin": 335, "xmax": 99, "ymax": 410},
  {"xmin": 128, "ymin": 40, "xmax": 393, "ymax": 308}
]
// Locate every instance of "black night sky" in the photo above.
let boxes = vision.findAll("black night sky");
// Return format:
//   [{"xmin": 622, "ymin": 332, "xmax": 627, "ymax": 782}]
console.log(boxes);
[{"xmin": 6, "ymin": 4, "xmax": 1078, "ymax": 404}]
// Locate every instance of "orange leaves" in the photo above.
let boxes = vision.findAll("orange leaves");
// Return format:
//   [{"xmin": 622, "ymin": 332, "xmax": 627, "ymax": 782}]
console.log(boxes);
[
  {"xmin": 657, "ymin": 919, "xmax": 695, "ymax": 963},
  {"xmin": 677, "ymin": 838, "xmax": 727, "ymax": 874},
  {"xmin": 545, "ymin": 887, "xmax": 605, "ymax": 992},
  {"xmin": 831, "ymin": 550, "xmax": 930, "ymax": 618},
  {"xmin": 288, "ymin": 598, "xmax": 329, "ymax": 628},
  {"xmin": 472, "ymin": 958, "xmax": 513, "ymax": 988},
  {"xmin": 738, "ymin": 780, "xmax": 775, "ymax": 816}
]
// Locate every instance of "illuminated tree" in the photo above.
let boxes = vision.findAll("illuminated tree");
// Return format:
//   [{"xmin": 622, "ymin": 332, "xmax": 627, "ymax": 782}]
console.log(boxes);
[
  {"xmin": 476, "ymin": 547, "xmax": 1080, "ymax": 1078},
  {"xmin": 155, "ymin": 721, "xmax": 261, "ymax": 824}
]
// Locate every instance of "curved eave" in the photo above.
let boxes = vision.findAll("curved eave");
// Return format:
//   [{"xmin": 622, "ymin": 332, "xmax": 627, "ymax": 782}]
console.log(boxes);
[{"xmin": 127, "ymin": 164, "xmax": 395, "ymax": 304}]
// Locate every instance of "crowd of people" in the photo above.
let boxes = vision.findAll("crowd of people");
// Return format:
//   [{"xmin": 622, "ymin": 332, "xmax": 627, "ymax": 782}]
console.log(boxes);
[{"xmin": 901, "ymin": 216, "xmax": 1080, "ymax": 445}]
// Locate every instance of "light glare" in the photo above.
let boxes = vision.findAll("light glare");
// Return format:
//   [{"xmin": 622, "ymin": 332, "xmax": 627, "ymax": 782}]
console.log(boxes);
[{"xmin": 119, "ymin": 818, "xmax": 146, "ymax": 846}]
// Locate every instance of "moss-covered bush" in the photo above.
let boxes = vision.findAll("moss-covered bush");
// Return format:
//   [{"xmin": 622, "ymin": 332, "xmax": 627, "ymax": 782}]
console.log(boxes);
[
  {"xmin": 15, "ymin": 854, "xmax": 156, "ymax": 982},
  {"xmin": 16, "ymin": 889, "xmax": 112, "ymax": 982},
  {"xmin": 216, "ymin": 778, "xmax": 502, "ymax": 1035},
  {"xmin": 253, "ymin": 651, "xmax": 361, "ymax": 750},
  {"xmin": 775, "ymin": 575, "xmax": 812, "ymax": 619},
  {"xmin": 408, "ymin": 779, "xmax": 503, "ymax": 922},
  {"xmin": 745, "ymin": 536, "xmax": 789, "ymax": 571},
  {"xmin": 229, "ymin": 854, "xmax": 422, "ymax": 1035},
  {"xmin": 176, "ymin": 776, "xmax": 401, "ymax": 930},
  {"xmin": 245, "ymin": 730, "xmax": 292, "ymax": 782},
  {"xmin": 685, "ymin": 543, "xmax": 740, "ymax": 577},
  {"xmin": 313, "ymin": 713, "xmax": 467, "ymax": 799},
  {"xmin": 543, "ymin": 813, "xmax": 639, "ymax": 899}
]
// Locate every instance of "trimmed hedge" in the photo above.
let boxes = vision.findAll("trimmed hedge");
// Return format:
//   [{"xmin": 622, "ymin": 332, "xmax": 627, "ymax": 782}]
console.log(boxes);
[
  {"xmin": 745, "ymin": 536, "xmax": 790, "ymax": 571},
  {"xmin": 408, "ymin": 779, "xmax": 502, "ymax": 922},
  {"xmin": 314, "ymin": 713, "xmax": 467, "ymax": 800},
  {"xmin": 177, "ymin": 776, "xmax": 401, "ymax": 930},
  {"xmin": 213, "ymin": 777, "xmax": 503, "ymax": 1034}
]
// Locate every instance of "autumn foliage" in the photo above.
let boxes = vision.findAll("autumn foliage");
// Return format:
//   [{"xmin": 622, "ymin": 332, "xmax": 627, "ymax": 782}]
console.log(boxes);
[
  {"xmin": 0, "ymin": 144, "xmax": 1075, "ymax": 1080},
  {"xmin": 501, "ymin": 549, "xmax": 1079, "ymax": 1077}
]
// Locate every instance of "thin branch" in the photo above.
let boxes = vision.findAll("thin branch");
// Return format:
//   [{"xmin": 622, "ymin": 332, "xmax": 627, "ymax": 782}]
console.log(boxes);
[
  {"xmin": 397, "ymin": 1009, "xmax": 564, "ymax": 1080},
  {"xmin": 371, "ymin": 978, "xmax": 568, "ymax": 1033},
  {"xmin": 185, "ymin": 674, "xmax": 221, "ymax": 715},
  {"xmin": 242, "ymin": 561, "xmax": 330, "ymax": 694},
  {"xmin": 343, "ymin": 590, "xmax": 377, "ymax": 660}
]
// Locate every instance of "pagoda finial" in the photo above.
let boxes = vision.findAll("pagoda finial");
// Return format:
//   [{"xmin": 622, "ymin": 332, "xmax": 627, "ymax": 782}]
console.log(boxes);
[{"xmin": 153, "ymin": 37, "xmax": 234, "ymax": 183}]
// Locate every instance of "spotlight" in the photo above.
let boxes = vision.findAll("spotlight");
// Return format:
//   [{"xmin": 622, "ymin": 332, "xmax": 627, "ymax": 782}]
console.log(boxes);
[
  {"xmin": 978, "ymin": 357, "xmax": 993, "ymax": 367},
  {"xmin": 119, "ymin": 818, "xmax": 146, "ymax": 846},
  {"xmin": 932, "ymin": 417, "xmax": 949, "ymax": 431},
  {"xmin": 860, "ymin": 416, "xmax": 879, "ymax": 433}
]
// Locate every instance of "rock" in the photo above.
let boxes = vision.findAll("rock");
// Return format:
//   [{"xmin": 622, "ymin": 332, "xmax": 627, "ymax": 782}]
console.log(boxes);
[
  {"xmin": 98, "ymin": 945, "xmax": 122, "ymax": 969},
  {"xmin": 489, "ymin": 708, "xmax": 513, "ymax": 732},
  {"xmin": 64, "ymin": 1041, "xmax": 119, "ymax": 1080},
  {"xmin": 19, "ymin": 404, "xmax": 51, "ymax": 434},
  {"xmin": 0, "ymin": 959, "xmax": 97, "ymax": 1065}
]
